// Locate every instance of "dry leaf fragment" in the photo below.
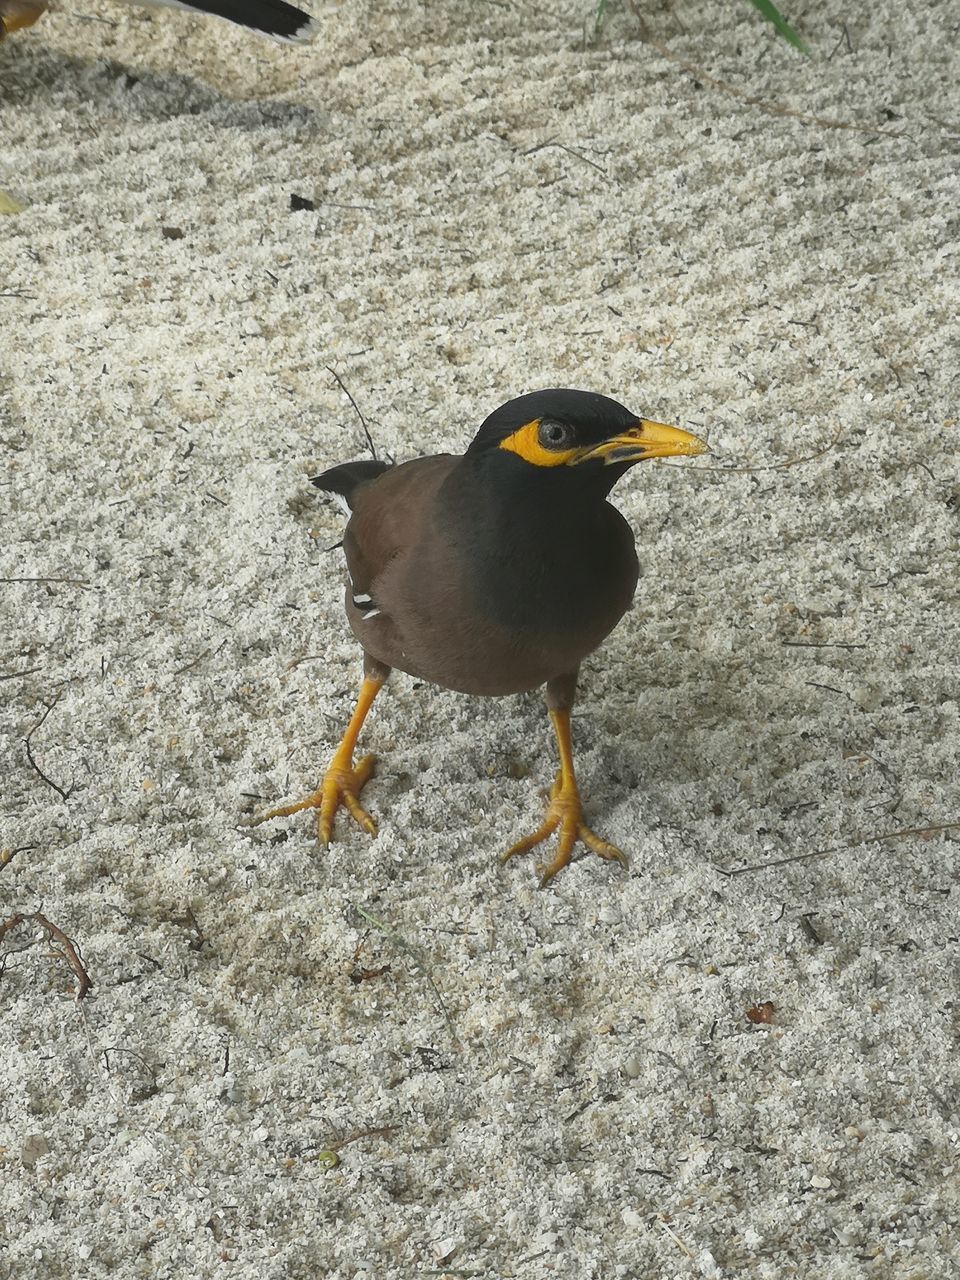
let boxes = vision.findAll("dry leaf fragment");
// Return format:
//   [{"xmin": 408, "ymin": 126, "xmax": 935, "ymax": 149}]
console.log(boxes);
[{"xmin": 746, "ymin": 1001, "xmax": 776, "ymax": 1024}]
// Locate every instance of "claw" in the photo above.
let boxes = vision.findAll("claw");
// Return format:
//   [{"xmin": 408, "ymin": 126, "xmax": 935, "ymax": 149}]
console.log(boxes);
[
  {"xmin": 245, "ymin": 674, "xmax": 385, "ymax": 847},
  {"xmin": 248, "ymin": 753, "xmax": 378, "ymax": 845},
  {"xmin": 500, "ymin": 770, "xmax": 629, "ymax": 886},
  {"xmin": 320, "ymin": 754, "xmax": 378, "ymax": 844}
]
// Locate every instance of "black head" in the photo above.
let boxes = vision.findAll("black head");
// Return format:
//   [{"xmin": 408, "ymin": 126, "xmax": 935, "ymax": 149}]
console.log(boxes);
[{"xmin": 465, "ymin": 388, "xmax": 706, "ymax": 481}]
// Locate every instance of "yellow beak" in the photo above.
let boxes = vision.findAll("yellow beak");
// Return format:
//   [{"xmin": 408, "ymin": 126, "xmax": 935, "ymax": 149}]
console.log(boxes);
[{"xmin": 571, "ymin": 419, "xmax": 708, "ymax": 466}]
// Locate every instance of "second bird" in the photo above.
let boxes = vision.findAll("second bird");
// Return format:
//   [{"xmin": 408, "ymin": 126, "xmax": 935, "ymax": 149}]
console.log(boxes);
[
  {"xmin": 0, "ymin": 0, "xmax": 316, "ymax": 43},
  {"xmin": 252, "ymin": 388, "xmax": 707, "ymax": 885}
]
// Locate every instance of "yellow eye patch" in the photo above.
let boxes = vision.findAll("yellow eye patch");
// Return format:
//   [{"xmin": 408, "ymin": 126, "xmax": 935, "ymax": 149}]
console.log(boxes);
[{"xmin": 498, "ymin": 419, "xmax": 580, "ymax": 468}]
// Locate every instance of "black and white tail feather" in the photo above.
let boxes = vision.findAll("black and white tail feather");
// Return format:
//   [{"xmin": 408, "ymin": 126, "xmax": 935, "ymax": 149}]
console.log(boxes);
[
  {"xmin": 311, "ymin": 460, "xmax": 391, "ymax": 620},
  {"xmin": 310, "ymin": 459, "xmax": 391, "ymax": 516}
]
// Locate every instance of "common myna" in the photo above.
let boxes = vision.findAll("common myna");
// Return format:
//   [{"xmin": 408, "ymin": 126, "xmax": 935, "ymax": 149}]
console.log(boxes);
[
  {"xmin": 0, "ymin": 0, "xmax": 316, "ymax": 42},
  {"xmin": 251, "ymin": 389, "xmax": 707, "ymax": 885}
]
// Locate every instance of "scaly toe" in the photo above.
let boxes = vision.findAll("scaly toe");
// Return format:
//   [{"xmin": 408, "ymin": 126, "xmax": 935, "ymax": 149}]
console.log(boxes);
[
  {"xmin": 499, "ymin": 814, "xmax": 560, "ymax": 865},
  {"xmin": 537, "ymin": 818, "xmax": 579, "ymax": 887},
  {"xmin": 577, "ymin": 822, "xmax": 629, "ymax": 868},
  {"xmin": 501, "ymin": 793, "xmax": 629, "ymax": 886},
  {"xmin": 251, "ymin": 755, "xmax": 378, "ymax": 845}
]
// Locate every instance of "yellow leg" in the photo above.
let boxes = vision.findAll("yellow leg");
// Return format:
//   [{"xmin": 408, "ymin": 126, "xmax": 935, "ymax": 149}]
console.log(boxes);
[
  {"xmin": 500, "ymin": 708, "xmax": 628, "ymax": 887},
  {"xmin": 248, "ymin": 675, "xmax": 384, "ymax": 845}
]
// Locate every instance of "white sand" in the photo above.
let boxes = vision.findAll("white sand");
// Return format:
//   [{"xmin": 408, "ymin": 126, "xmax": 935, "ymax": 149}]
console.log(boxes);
[{"xmin": 2, "ymin": 0, "xmax": 959, "ymax": 1275}]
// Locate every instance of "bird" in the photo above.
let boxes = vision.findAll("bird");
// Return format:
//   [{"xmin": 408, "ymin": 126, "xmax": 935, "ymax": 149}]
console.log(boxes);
[
  {"xmin": 0, "ymin": 0, "xmax": 317, "ymax": 43},
  {"xmin": 249, "ymin": 388, "xmax": 707, "ymax": 885}
]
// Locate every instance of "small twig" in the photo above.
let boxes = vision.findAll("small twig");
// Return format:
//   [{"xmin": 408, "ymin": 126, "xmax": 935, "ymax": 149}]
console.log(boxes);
[
  {"xmin": 721, "ymin": 847, "xmax": 829, "ymax": 874},
  {"xmin": 826, "ymin": 20, "xmax": 854, "ymax": 61},
  {"xmin": 564, "ymin": 1095, "xmax": 597, "ymax": 1124},
  {"xmin": 782, "ymin": 640, "xmax": 866, "ymax": 650},
  {"xmin": 309, "ymin": 1123, "xmax": 397, "ymax": 1170},
  {"xmin": 720, "ymin": 820, "xmax": 960, "ymax": 876},
  {"xmin": 672, "ymin": 422, "xmax": 845, "ymax": 476},
  {"xmin": 554, "ymin": 141, "xmax": 610, "ymax": 177},
  {"xmin": 903, "ymin": 460, "xmax": 936, "ymax": 482},
  {"xmin": 564, "ymin": 1091, "xmax": 619, "ymax": 1123},
  {"xmin": 806, "ymin": 679, "xmax": 859, "ymax": 706},
  {"xmin": 354, "ymin": 905, "xmax": 459, "ymax": 1048},
  {"xmin": 0, "ymin": 576, "xmax": 92, "ymax": 588},
  {"xmin": 418, "ymin": 1272, "xmax": 485, "ymax": 1278},
  {"xmin": 36, "ymin": 915, "xmax": 91, "ymax": 998},
  {"xmin": 61, "ymin": 7, "xmax": 119, "ymax": 25},
  {"xmin": 658, "ymin": 1218, "xmax": 696, "ymax": 1259},
  {"xmin": 325, "ymin": 366, "xmax": 378, "ymax": 461},
  {"xmin": 846, "ymin": 750, "xmax": 903, "ymax": 813},
  {"xmin": 24, "ymin": 690, "xmax": 74, "ymax": 801},
  {"xmin": 180, "ymin": 905, "xmax": 205, "ymax": 951},
  {"xmin": 23, "ymin": 738, "xmax": 73, "ymax": 800},
  {"xmin": 285, "ymin": 653, "xmax": 328, "ymax": 671},
  {"xmin": 327, "ymin": 1124, "xmax": 398, "ymax": 1153},
  {"xmin": 0, "ymin": 916, "xmax": 28, "ymax": 944},
  {"xmin": 349, "ymin": 934, "xmax": 391, "ymax": 983},
  {"xmin": 522, "ymin": 135, "xmax": 555, "ymax": 153},
  {"xmin": 0, "ymin": 912, "xmax": 93, "ymax": 1000},
  {"xmin": 800, "ymin": 913, "xmax": 823, "ymax": 946},
  {"xmin": 173, "ymin": 638, "xmax": 227, "ymax": 677},
  {"xmin": 318, "ymin": 200, "xmax": 378, "ymax": 212},
  {"xmin": 100, "ymin": 1045, "xmax": 156, "ymax": 1078},
  {"xmin": 629, "ymin": 3, "xmax": 910, "ymax": 140},
  {"xmin": 0, "ymin": 666, "xmax": 43, "ymax": 681},
  {"xmin": 523, "ymin": 138, "xmax": 611, "ymax": 178}
]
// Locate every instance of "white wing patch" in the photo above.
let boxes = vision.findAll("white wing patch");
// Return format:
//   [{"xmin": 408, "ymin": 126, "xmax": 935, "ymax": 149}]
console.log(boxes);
[{"xmin": 351, "ymin": 589, "xmax": 382, "ymax": 621}]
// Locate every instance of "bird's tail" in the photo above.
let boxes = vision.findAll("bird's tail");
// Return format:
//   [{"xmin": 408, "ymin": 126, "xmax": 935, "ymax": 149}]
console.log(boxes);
[
  {"xmin": 310, "ymin": 460, "xmax": 391, "ymax": 512},
  {"xmin": 136, "ymin": 0, "xmax": 318, "ymax": 43}
]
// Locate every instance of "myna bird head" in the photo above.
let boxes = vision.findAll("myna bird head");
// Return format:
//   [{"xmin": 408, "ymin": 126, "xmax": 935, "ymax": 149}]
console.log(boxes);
[{"xmin": 467, "ymin": 389, "xmax": 707, "ymax": 492}]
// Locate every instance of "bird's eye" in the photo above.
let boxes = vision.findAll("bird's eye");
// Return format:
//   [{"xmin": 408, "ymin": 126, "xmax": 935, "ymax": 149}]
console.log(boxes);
[{"xmin": 538, "ymin": 419, "xmax": 574, "ymax": 450}]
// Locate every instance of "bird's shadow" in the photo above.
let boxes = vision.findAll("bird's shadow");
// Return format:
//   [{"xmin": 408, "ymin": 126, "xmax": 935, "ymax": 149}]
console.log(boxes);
[{"xmin": 2, "ymin": 36, "xmax": 325, "ymax": 134}]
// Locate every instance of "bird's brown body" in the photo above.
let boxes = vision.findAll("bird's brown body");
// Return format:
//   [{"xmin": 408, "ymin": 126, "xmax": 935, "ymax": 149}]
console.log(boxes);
[
  {"xmin": 250, "ymin": 388, "xmax": 706, "ymax": 884},
  {"xmin": 344, "ymin": 453, "xmax": 639, "ymax": 698}
]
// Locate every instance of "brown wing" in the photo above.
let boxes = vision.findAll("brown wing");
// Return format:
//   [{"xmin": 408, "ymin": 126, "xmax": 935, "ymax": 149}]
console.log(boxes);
[{"xmin": 341, "ymin": 454, "xmax": 456, "ymax": 626}]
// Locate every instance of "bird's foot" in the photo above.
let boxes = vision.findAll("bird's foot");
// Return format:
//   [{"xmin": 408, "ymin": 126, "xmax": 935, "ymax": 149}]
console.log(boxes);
[
  {"xmin": 500, "ymin": 773, "xmax": 629, "ymax": 887},
  {"xmin": 247, "ymin": 753, "xmax": 378, "ymax": 846}
]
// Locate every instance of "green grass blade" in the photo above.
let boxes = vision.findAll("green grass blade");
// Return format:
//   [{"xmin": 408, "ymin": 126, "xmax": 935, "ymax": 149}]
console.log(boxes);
[{"xmin": 747, "ymin": 0, "xmax": 810, "ymax": 54}]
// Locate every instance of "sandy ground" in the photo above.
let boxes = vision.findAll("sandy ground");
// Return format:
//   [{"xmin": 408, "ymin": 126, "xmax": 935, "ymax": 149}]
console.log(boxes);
[{"xmin": 2, "ymin": 0, "xmax": 959, "ymax": 1276}]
